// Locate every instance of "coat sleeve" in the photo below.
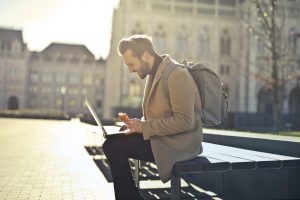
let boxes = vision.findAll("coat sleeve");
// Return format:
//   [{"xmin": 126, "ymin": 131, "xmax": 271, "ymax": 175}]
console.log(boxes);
[{"xmin": 142, "ymin": 68, "xmax": 198, "ymax": 140}]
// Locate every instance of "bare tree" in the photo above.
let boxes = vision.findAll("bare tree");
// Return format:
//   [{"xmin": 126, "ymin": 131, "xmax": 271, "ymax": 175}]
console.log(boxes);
[{"xmin": 244, "ymin": 0, "xmax": 298, "ymax": 131}]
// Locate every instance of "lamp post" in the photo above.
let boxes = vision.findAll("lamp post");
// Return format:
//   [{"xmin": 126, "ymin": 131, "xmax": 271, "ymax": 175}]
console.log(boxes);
[{"xmin": 60, "ymin": 86, "xmax": 66, "ymax": 115}]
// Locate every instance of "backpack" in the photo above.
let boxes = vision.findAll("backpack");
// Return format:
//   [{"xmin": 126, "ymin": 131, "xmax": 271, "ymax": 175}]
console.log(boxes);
[{"xmin": 162, "ymin": 60, "xmax": 228, "ymax": 126}]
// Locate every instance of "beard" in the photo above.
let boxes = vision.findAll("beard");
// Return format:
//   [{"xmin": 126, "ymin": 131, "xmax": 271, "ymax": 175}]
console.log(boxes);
[{"xmin": 137, "ymin": 60, "xmax": 149, "ymax": 79}]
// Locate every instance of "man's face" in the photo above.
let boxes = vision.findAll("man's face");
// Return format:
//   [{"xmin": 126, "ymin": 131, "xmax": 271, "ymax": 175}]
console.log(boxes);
[{"xmin": 122, "ymin": 50, "xmax": 149, "ymax": 79}]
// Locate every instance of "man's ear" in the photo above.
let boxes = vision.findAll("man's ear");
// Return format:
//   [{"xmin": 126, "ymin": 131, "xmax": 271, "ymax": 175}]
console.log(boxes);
[{"xmin": 141, "ymin": 51, "xmax": 149, "ymax": 62}]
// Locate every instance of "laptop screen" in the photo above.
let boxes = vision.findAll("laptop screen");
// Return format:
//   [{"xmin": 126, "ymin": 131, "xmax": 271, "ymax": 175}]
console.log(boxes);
[{"xmin": 84, "ymin": 97, "xmax": 107, "ymax": 138}]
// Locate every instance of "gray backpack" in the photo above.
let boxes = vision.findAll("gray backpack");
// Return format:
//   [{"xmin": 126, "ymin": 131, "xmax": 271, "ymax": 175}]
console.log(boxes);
[{"xmin": 162, "ymin": 60, "xmax": 228, "ymax": 126}]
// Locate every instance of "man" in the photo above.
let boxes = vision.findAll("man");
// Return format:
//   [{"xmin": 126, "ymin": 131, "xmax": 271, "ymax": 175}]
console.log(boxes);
[{"xmin": 103, "ymin": 35, "xmax": 203, "ymax": 200}]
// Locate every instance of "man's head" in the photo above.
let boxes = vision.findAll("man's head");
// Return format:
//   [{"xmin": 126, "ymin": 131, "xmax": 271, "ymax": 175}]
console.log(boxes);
[{"xmin": 118, "ymin": 35, "xmax": 156, "ymax": 79}]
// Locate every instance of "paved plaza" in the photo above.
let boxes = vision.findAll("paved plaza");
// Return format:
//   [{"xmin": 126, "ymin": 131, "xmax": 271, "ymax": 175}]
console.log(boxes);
[
  {"xmin": 0, "ymin": 118, "xmax": 114, "ymax": 200},
  {"xmin": 1, "ymin": 118, "xmax": 299, "ymax": 200}
]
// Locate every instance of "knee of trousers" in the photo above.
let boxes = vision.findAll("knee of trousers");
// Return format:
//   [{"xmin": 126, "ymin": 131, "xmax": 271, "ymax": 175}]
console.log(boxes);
[
  {"xmin": 102, "ymin": 138, "xmax": 117, "ymax": 158},
  {"xmin": 102, "ymin": 138, "xmax": 110, "ymax": 156}
]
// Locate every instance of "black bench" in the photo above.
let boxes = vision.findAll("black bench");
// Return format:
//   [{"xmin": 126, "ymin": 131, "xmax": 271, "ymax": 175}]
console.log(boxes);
[{"xmin": 134, "ymin": 142, "xmax": 300, "ymax": 200}]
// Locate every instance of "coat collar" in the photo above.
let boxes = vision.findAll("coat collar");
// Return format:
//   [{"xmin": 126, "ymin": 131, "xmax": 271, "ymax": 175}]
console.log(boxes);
[{"xmin": 143, "ymin": 55, "xmax": 174, "ymax": 111}]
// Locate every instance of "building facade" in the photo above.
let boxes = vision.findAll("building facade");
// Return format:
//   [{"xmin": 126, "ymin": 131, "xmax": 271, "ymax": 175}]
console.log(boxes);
[
  {"xmin": 0, "ymin": 28, "xmax": 29, "ymax": 110},
  {"xmin": 0, "ymin": 28, "xmax": 106, "ymax": 117}
]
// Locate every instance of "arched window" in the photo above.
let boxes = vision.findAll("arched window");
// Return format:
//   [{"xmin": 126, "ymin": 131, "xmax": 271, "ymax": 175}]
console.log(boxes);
[
  {"xmin": 220, "ymin": 29, "xmax": 231, "ymax": 56},
  {"xmin": 176, "ymin": 27, "xmax": 189, "ymax": 57},
  {"xmin": 153, "ymin": 24, "xmax": 166, "ymax": 53},
  {"xmin": 289, "ymin": 88, "xmax": 300, "ymax": 114},
  {"xmin": 257, "ymin": 88, "xmax": 273, "ymax": 114},
  {"xmin": 8, "ymin": 96, "xmax": 19, "ymax": 110},
  {"xmin": 198, "ymin": 28, "xmax": 209, "ymax": 58}
]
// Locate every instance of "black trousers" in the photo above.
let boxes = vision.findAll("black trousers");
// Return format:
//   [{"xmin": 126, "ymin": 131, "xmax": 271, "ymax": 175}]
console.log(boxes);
[{"xmin": 102, "ymin": 133, "xmax": 155, "ymax": 200}]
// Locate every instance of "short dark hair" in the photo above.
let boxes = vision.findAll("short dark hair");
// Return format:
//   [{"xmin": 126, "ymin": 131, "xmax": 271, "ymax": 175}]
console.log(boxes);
[{"xmin": 118, "ymin": 35, "xmax": 156, "ymax": 58}]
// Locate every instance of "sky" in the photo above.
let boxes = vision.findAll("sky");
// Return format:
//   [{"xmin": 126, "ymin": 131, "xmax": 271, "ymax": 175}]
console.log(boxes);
[{"xmin": 0, "ymin": 0, "xmax": 120, "ymax": 59}]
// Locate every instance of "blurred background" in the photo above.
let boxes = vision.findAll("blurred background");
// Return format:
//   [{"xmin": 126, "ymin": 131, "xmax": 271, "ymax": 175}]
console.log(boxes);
[{"xmin": 0, "ymin": 0, "xmax": 299, "ymax": 132}]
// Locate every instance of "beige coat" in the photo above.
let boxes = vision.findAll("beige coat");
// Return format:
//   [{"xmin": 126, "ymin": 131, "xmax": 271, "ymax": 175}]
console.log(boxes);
[{"xmin": 142, "ymin": 55, "xmax": 203, "ymax": 183}]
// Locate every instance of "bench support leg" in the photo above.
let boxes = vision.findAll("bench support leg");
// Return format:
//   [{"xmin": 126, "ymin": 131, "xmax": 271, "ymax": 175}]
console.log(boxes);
[
  {"xmin": 134, "ymin": 159, "xmax": 140, "ymax": 188},
  {"xmin": 171, "ymin": 175, "xmax": 180, "ymax": 200}
]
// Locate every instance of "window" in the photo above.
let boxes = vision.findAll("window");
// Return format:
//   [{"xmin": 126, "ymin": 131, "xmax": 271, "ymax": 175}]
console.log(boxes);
[
  {"xmin": 153, "ymin": 25, "xmax": 166, "ymax": 53},
  {"xmin": 176, "ymin": 0, "xmax": 193, "ymax": 3},
  {"xmin": 12, "ymin": 40, "xmax": 21, "ymax": 52},
  {"xmin": 30, "ymin": 73, "xmax": 39, "ymax": 82},
  {"xmin": 198, "ymin": 0, "xmax": 215, "ymax": 4},
  {"xmin": 220, "ymin": 29, "xmax": 231, "ymax": 56},
  {"xmin": 68, "ymin": 88, "xmax": 78, "ymax": 95},
  {"xmin": 56, "ymin": 73, "xmax": 66, "ymax": 83},
  {"xmin": 42, "ymin": 73, "xmax": 52, "ymax": 83},
  {"xmin": 133, "ymin": 0, "xmax": 145, "ymax": 9},
  {"xmin": 294, "ymin": 34, "xmax": 300, "ymax": 55},
  {"xmin": 289, "ymin": 88, "xmax": 300, "ymax": 114},
  {"xmin": 56, "ymin": 99, "xmax": 63, "ymax": 108},
  {"xmin": 42, "ymin": 99, "xmax": 49, "ymax": 107},
  {"xmin": 94, "ymin": 76, "xmax": 101, "ymax": 85},
  {"xmin": 30, "ymin": 99, "xmax": 37, "ymax": 108},
  {"xmin": 175, "ymin": 5, "xmax": 193, "ymax": 15},
  {"xmin": 9, "ymin": 68, "xmax": 19, "ymax": 80},
  {"xmin": 96, "ymin": 100, "xmax": 103, "ymax": 109},
  {"xmin": 219, "ymin": 0, "xmax": 235, "ymax": 6},
  {"xmin": 257, "ymin": 88, "xmax": 273, "ymax": 114},
  {"xmin": 83, "ymin": 74, "xmax": 93, "ymax": 85},
  {"xmin": 176, "ymin": 27, "xmax": 189, "ymax": 57},
  {"xmin": 220, "ymin": 65, "xmax": 230, "ymax": 76},
  {"xmin": 69, "ymin": 100, "xmax": 76, "ymax": 108},
  {"xmin": 198, "ymin": 28, "xmax": 209, "ymax": 57},
  {"xmin": 69, "ymin": 74, "xmax": 80, "ymax": 84},
  {"xmin": 57, "ymin": 55, "xmax": 66, "ymax": 62}
]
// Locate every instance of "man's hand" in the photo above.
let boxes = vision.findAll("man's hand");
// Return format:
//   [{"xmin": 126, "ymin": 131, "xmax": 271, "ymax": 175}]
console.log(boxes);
[
  {"xmin": 126, "ymin": 118, "xmax": 143, "ymax": 134},
  {"xmin": 118, "ymin": 118, "xmax": 143, "ymax": 134},
  {"xmin": 119, "ymin": 124, "xmax": 129, "ymax": 132}
]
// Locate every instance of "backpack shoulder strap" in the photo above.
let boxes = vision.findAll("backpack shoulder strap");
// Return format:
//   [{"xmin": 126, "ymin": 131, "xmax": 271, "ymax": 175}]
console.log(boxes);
[{"xmin": 162, "ymin": 63, "xmax": 182, "ymax": 97}]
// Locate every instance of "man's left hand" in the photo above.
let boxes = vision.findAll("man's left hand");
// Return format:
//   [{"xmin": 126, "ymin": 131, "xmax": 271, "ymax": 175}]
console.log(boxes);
[{"xmin": 126, "ymin": 118, "xmax": 143, "ymax": 134}]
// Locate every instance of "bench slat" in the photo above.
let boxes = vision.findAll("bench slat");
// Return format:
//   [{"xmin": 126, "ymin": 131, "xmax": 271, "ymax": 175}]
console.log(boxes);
[
  {"xmin": 203, "ymin": 142, "xmax": 300, "ymax": 168},
  {"xmin": 173, "ymin": 155, "xmax": 230, "ymax": 174},
  {"xmin": 203, "ymin": 143, "xmax": 282, "ymax": 169},
  {"xmin": 203, "ymin": 149, "xmax": 256, "ymax": 170}
]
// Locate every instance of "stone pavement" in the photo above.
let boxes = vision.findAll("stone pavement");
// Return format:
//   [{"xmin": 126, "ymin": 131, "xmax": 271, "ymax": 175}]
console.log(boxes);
[
  {"xmin": 0, "ymin": 118, "xmax": 114, "ymax": 200},
  {"xmin": 0, "ymin": 118, "xmax": 224, "ymax": 200}
]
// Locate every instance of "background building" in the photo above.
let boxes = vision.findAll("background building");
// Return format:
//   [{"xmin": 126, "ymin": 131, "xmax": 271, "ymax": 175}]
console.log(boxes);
[
  {"xmin": 0, "ymin": 28, "xmax": 29, "ymax": 110},
  {"xmin": 0, "ymin": 27, "xmax": 106, "ymax": 117}
]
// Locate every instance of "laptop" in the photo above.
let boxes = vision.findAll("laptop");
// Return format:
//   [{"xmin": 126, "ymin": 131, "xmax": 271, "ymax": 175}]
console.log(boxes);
[{"xmin": 84, "ymin": 97, "xmax": 129, "ymax": 139}]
